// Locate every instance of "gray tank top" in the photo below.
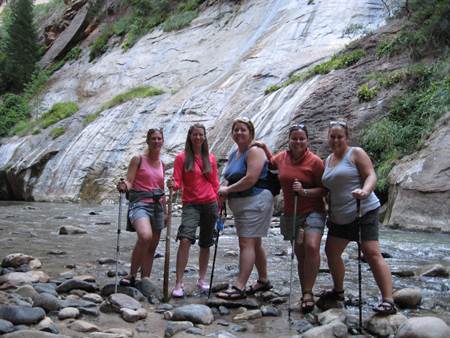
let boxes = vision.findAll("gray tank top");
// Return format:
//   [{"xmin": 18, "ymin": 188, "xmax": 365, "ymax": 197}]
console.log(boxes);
[{"xmin": 322, "ymin": 147, "xmax": 380, "ymax": 224}]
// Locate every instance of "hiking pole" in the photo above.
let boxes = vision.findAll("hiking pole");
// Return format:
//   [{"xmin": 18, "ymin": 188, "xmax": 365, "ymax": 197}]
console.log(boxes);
[
  {"xmin": 208, "ymin": 201, "xmax": 226, "ymax": 298},
  {"xmin": 163, "ymin": 186, "xmax": 174, "ymax": 302},
  {"xmin": 356, "ymin": 198, "xmax": 363, "ymax": 331},
  {"xmin": 114, "ymin": 179, "xmax": 125, "ymax": 294},
  {"xmin": 288, "ymin": 190, "xmax": 299, "ymax": 322}
]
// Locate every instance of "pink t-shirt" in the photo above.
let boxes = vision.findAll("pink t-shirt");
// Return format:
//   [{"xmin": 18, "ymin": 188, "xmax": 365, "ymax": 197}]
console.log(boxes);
[
  {"xmin": 173, "ymin": 151, "xmax": 219, "ymax": 204},
  {"xmin": 132, "ymin": 155, "xmax": 164, "ymax": 202}
]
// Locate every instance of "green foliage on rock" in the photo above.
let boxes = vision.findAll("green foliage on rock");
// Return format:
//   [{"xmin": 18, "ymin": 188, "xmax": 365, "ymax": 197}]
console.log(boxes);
[
  {"xmin": 357, "ymin": 83, "xmax": 379, "ymax": 102},
  {"xmin": 50, "ymin": 126, "xmax": 65, "ymax": 139},
  {"xmin": 90, "ymin": 86, "xmax": 164, "ymax": 122},
  {"xmin": 0, "ymin": 93, "xmax": 30, "ymax": 136},
  {"xmin": 39, "ymin": 102, "xmax": 78, "ymax": 128},
  {"xmin": 264, "ymin": 49, "xmax": 366, "ymax": 94},
  {"xmin": 89, "ymin": 30, "xmax": 113, "ymax": 61},
  {"xmin": 362, "ymin": 58, "xmax": 450, "ymax": 195},
  {"xmin": 376, "ymin": 0, "xmax": 450, "ymax": 59}
]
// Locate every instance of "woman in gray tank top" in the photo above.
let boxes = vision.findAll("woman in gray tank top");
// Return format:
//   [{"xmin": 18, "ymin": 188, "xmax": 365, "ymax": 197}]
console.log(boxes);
[{"xmin": 320, "ymin": 121, "xmax": 396, "ymax": 315}]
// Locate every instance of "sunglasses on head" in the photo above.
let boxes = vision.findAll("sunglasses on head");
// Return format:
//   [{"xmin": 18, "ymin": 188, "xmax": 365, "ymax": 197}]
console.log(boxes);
[
  {"xmin": 329, "ymin": 121, "xmax": 347, "ymax": 128},
  {"xmin": 289, "ymin": 123, "xmax": 306, "ymax": 132}
]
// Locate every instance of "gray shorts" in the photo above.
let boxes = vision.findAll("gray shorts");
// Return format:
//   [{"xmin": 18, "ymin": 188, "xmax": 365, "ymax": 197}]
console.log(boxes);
[
  {"xmin": 280, "ymin": 211, "xmax": 325, "ymax": 241},
  {"xmin": 228, "ymin": 189, "xmax": 274, "ymax": 237},
  {"xmin": 128, "ymin": 202, "xmax": 164, "ymax": 232},
  {"xmin": 177, "ymin": 201, "xmax": 218, "ymax": 248}
]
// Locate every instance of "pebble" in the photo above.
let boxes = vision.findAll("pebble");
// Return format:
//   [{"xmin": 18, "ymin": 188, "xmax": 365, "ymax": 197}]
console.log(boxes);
[
  {"xmin": 0, "ymin": 304, "xmax": 46, "ymax": 325},
  {"xmin": 165, "ymin": 320, "xmax": 194, "ymax": 337},
  {"xmin": 67, "ymin": 319, "xmax": 100, "ymax": 332},
  {"xmin": 58, "ymin": 226, "xmax": 87, "ymax": 235},
  {"xmin": 58, "ymin": 307, "xmax": 80, "ymax": 320},
  {"xmin": 171, "ymin": 304, "xmax": 214, "ymax": 325}
]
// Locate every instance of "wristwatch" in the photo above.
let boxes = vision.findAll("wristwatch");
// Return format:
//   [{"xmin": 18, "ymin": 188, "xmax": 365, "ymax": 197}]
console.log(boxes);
[{"xmin": 303, "ymin": 189, "xmax": 308, "ymax": 197}]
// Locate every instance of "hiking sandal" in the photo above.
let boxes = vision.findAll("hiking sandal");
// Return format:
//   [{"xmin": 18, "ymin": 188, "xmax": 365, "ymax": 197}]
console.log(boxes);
[
  {"xmin": 301, "ymin": 290, "xmax": 315, "ymax": 314},
  {"xmin": 119, "ymin": 275, "xmax": 136, "ymax": 287},
  {"xmin": 245, "ymin": 279, "xmax": 273, "ymax": 295},
  {"xmin": 373, "ymin": 299, "xmax": 397, "ymax": 315},
  {"xmin": 216, "ymin": 285, "xmax": 247, "ymax": 300},
  {"xmin": 319, "ymin": 288, "xmax": 345, "ymax": 302}
]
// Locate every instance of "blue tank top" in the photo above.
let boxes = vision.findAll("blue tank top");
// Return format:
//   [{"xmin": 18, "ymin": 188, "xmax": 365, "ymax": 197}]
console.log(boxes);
[
  {"xmin": 223, "ymin": 148, "xmax": 269, "ymax": 198},
  {"xmin": 322, "ymin": 147, "xmax": 380, "ymax": 224}
]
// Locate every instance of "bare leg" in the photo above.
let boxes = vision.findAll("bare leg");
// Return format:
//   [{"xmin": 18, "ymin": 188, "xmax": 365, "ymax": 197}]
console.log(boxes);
[
  {"xmin": 130, "ymin": 218, "xmax": 153, "ymax": 277},
  {"xmin": 254, "ymin": 237, "xmax": 268, "ymax": 282},
  {"xmin": 175, "ymin": 238, "xmax": 191, "ymax": 286},
  {"xmin": 198, "ymin": 246, "xmax": 210, "ymax": 281},
  {"xmin": 235, "ymin": 237, "xmax": 257, "ymax": 290},
  {"xmin": 362, "ymin": 240, "xmax": 394, "ymax": 300},
  {"xmin": 301, "ymin": 231, "xmax": 322, "ymax": 293},
  {"xmin": 324, "ymin": 235, "xmax": 349, "ymax": 291},
  {"xmin": 142, "ymin": 230, "xmax": 161, "ymax": 278}
]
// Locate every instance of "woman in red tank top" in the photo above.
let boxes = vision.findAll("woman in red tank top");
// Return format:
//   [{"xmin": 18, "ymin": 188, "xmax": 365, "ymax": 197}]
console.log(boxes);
[{"xmin": 116, "ymin": 129, "xmax": 166, "ymax": 286}]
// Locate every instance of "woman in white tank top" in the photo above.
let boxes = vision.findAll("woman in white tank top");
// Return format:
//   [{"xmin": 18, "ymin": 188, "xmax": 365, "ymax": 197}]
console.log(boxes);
[{"xmin": 320, "ymin": 121, "xmax": 396, "ymax": 315}]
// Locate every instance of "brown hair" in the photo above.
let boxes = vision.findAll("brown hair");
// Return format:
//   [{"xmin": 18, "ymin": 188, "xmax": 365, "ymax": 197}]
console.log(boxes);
[
  {"xmin": 231, "ymin": 117, "xmax": 255, "ymax": 140},
  {"xmin": 146, "ymin": 128, "xmax": 164, "ymax": 141},
  {"xmin": 184, "ymin": 123, "xmax": 212, "ymax": 173},
  {"xmin": 289, "ymin": 123, "xmax": 309, "ymax": 139}
]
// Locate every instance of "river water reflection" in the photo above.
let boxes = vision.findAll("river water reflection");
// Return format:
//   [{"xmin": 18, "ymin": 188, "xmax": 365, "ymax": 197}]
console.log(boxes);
[{"xmin": 1, "ymin": 201, "xmax": 449, "ymax": 336}]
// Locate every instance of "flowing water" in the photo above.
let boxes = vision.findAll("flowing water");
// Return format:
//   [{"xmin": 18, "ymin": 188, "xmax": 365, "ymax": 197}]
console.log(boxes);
[{"xmin": 1, "ymin": 201, "xmax": 449, "ymax": 337}]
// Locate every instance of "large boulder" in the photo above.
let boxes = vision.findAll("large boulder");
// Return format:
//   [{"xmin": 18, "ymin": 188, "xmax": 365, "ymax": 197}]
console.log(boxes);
[
  {"xmin": 386, "ymin": 113, "xmax": 450, "ymax": 232},
  {"xmin": 0, "ymin": 271, "xmax": 49, "ymax": 285},
  {"xmin": 396, "ymin": 317, "xmax": 450, "ymax": 338}
]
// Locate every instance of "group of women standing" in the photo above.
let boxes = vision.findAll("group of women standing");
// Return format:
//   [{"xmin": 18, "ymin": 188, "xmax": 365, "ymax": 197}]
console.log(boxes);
[{"xmin": 116, "ymin": 118, "xmax": 397, "ymax": 316}]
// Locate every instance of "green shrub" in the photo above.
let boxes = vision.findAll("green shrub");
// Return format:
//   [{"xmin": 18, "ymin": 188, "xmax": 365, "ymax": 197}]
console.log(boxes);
[
  {"xmin": 66, "ymin": 47, "xmax": 82, "ymax": 61},
  {"xmin": 343, "ymin": 23, "xmax": 366, "ymax": 36},
  {"xmin": 0, "ymin": 93, "xmax": 30, "ymax": 136},
  {"xmin": 163, "ymin": 10, "xmax": 198, "ymax": 32},
  {"xmin": 84, "ymin": 112, "xmax": 100, "ymax": 124},
  {"xmin": 113, "ymin": 15, "xmax": 133, "ymax": 36},
  {"xmin": 357, "ymin": 83, "xmax": 379, "ymax": 102},
  {"xmin": 39, "ymin": 102, "xmax": 78, "ymax": 128},
  {"xmin": 89, "ymin": 30, "xmax": 113, "ymax": 61},
  {"xmin": 368, "ymin": 69, "xmax": 406, "ymax": 88},
  {"xmin": 99, "ymin": 86, "xmax": 165, "ymax": 112},
  {"xmin": 264, "ymin": 49, "xmax": 365, "ymax": 94},
  {"xmin": 33, "ymin": 0, "xmax": 65, "ymax": 24},
  {"xmin": 50, "ymin": 126, "xmax": 65, "ymax": 139}
]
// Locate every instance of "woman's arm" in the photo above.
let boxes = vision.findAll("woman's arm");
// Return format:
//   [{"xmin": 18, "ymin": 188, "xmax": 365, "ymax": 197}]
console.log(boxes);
[
  {"xmin": 167, "ymin": 154, "xmax": 183, "ymax": 191},
  {"xmin": 352, "ymin": 147, "xmax": 377, "ymax": 199},
  {"xmin": 223, "ymin": 147, "xmax": 266, "ymax": 194},
  {"xmin": 117, "ymin": 155, "xmax": 140, "ymax": 192}
]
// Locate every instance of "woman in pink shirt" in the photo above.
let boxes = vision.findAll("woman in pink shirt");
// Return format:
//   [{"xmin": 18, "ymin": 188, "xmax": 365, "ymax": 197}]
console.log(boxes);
[
  {"xmin": 167, "ymin": 123, "xmax": 219, "ymax": 297},
  {"xmin": 116, "ymin": 128, "xmax": 167, "ymax": 286}
]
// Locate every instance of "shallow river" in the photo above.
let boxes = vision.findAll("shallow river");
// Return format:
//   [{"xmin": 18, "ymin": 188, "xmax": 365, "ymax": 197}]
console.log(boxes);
[{"xmin": 0, "ymin": 201, "xmax": 449, "ymax": 337}]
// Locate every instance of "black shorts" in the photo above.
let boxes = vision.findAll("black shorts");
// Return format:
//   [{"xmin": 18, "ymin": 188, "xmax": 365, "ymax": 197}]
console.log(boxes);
[{"xmin": 327, "ymin": 207, "xmax": 380, "ymax": 241}]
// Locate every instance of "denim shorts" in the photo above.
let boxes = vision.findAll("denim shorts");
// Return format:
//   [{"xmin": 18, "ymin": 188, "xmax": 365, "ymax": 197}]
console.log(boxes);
[
  {"xmin": 177, "ymin": 201, "xmax": 218, "ymax": 247},
  {"xmin": 280, "ymin": 211, "xmax": 325, "ymax": 241},
  {"xmin": 128, "ymin": 202, "xmax": 164, "ymax": 232},
  {"xmin": 327, "ymin": 207, "xmax": 380, "ymax": 241}
]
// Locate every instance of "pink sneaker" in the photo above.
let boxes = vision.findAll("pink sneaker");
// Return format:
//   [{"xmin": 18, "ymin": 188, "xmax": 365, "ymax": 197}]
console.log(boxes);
[
  {"xmin": 197, "ymin": 279, "xmax": 210, "ymax": 292},
  {"xmin": 172, "ymin": 284, "xmax": 184, "ymax": 298}
]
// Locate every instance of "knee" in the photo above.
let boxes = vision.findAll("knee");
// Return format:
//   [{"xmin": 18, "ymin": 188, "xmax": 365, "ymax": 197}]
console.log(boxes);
[
  {"xmin": 363, "ymin": 249, "xmax": 383, "ymax": 265},
  {"xmin": 304, "ymin": 241, "xmax": 319, "ymax": 256},
  {"xmin": 137, "ymin": 232, "xmax": 152, "ymax": 245}
]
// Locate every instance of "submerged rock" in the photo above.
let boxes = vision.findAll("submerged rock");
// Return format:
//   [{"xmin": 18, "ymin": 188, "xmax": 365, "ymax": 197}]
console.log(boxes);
[
  {"xmin": 421, "ymin": 264, "xmax": 449, "ymax": 278},
  {"xmin": 393, "ymin": 288, "xmax": 422, "ymax": 309},
  {"xmin": 232, "ymin": 309, "xmax": 262, "ymax": 321},
  {"xmin": 58, "ymin": 226, "xmax": 87, "ymax": 235},
  {"xmin": 67, "ymin": 319, "xmax": 100, "ymax": 332},
  {"xmin": 56, "ymin": 279, "xmax": 97, "ymax": 293},
  {"xmin": 207, "ymin": 297, "xmax": 260, "ymax": 309},
  {"xmin": 3, "ymin": 330, "xmax": 71, "ymax": 338},
  {"xmin": 120, "ymin": 307, "xmax": 147, "ymax": 322}
]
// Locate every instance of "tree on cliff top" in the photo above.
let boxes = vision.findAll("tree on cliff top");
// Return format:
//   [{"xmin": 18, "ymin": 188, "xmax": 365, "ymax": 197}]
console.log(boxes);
[{"xmin": 1, "ymin": 0, "xmax": 39, "ymax": 93}]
